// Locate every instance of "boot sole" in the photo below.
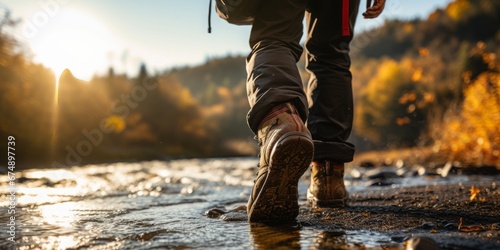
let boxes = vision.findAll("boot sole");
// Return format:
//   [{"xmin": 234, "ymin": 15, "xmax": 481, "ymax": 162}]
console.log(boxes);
[{"xmin": 248, "ymin": 132, "xmax": 314, "ymax": 223}]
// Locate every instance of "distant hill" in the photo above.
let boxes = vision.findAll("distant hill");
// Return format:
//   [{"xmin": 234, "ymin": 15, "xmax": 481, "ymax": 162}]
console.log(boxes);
[
  {"xmin": 167, "ymin": 56, "xmax": 247, "ymax": 106},
  {"xmin": 1, "ymin": 0, "xmax": 498, "ymax": 168},
  {"xmin": 352, "ymin": 0, "xmax": 500, "ymax": 59}
]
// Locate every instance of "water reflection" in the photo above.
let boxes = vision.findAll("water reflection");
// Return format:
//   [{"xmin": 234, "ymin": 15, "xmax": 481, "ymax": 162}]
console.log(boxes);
[
  {"xmin": 249, "ymin": 222, "xmax": 404, "ymax": 249},
  {"xmin": 42, "ymin": 236, "xmax": 78, "ymax": 250},
  {"xmin": 309, "ymin": 231, "xmax": 349, "ymax": 249},
  {"xmin": 250, "ymin": 223, "xmax": 301, "ymax": 249},
  {"xmin": 249, "ymin": 223, "xmax": 354, "ymax": 249},
  {"xmin": 39, "ymin": 202, "xmax": 78, "ymax": 228}
]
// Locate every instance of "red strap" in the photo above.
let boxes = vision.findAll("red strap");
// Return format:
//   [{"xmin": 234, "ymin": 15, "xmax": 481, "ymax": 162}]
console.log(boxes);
[{"xmin": 342, "ymin": 0, "xmax": 350, "ymax": 36}]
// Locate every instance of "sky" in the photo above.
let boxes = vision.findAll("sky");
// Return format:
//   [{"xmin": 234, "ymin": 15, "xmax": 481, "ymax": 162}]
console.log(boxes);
[{"xmin": 1, "ymin": 0, "xmax": 454, "ymax": 80}]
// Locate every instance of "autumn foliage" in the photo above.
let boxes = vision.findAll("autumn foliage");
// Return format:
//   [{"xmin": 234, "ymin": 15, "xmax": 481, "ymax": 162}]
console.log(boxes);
[
  {"xmin": 1, "ymin": 0, "xmax": 499, "ymax": 168},
  {"xmin": 434, "ymin": 44, "xmax": 500, "ymax": 166}
]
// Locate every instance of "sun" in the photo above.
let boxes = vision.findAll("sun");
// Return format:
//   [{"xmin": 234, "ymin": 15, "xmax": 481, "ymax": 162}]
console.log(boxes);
[{"xmin": 30, "ymin": 8, "xmax": 116, "ymax": 80}]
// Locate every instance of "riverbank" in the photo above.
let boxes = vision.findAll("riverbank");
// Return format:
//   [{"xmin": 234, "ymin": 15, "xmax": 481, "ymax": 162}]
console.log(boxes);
[{"xmin": 1, "ymin": 157, "xmax": 498, "ymax": 249}]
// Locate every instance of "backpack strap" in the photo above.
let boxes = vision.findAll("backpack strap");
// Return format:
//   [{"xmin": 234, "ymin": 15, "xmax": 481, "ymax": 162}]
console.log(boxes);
[{"xmin": 208, "ymin": 0, "xmax": 213, "ymax": 33}]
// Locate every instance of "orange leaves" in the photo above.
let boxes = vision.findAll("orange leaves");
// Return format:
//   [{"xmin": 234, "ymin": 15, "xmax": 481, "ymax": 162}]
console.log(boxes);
[
  {"xmin": 396, "ymin": 117, "xmax": 411, "ymax": 126},
  {"xmin": 412, "ymin": 68, "xmax": 423, "ymax": 82},
  {"xmin": 418, "ymin": 47, "xmax": 430, "ymax": 57},
  {"xmin": 104, "ymin": 115, "xmax": 126, "ymax": 133},
  {"xmin": 398, "ymin": 92, "xmax": 417, "ymax": 104},
  {"xmin": 446, "ymin": 0, "xmax": 471, "ymax": 21},
  {"xmin": 458, "ymin": 217, "xmax": 485, "ymax": 232},
  {"xmin": 436, "ymin": 72, "xmax": 500, "ymax": 166},
  {"xmin": 469, "ymin": 185, "xmax": 480, "ymax": 201}
]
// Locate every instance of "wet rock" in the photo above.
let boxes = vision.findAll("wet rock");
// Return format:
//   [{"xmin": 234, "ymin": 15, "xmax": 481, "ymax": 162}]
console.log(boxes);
[
  {"xmin": 405, "ymin": 236, "xmax": 440, "ymax": 250},
  {"xmin": 438, "ymin": 162, "xmax": 451, "ymax": 178},
  {"xmin": 220, "ymin": 211, "xmax": 247, "ymax": 221},
  {"xmin": 204, "ymin": 208, "xmax": 227, "ymax": 218},
  {"xmin": 349, "ymin": 169, "xmax": 362, "ymax": 179},
  {"xmin": 323, "ymin": 230, "xmax": 346, "ymax": 237},
  {"xmin": 298, "ymin": 221, "xmax": 313, "ymax": 227},
  {"xmin": 443, "ymin": 222, "xmax": 458, "ymax": 230},
  {"xmin": 365, "ymin": 168, "xmax": 399, "ymax": 180},
  {"xmin": 360, "ymin": 161, "xmax": 376, "ymax": 168},
  {"xmin": 462, "ymin": 165, "xmax": 500, "ymax": 175},
  {"xmin": 229, "ymin": 205, "xmax": 247, "ymax": 212},
  {"xmin": 205, "ymin": 205, "xmax": 247, "ymax": 221},
  {"xmin": 17, "ymin": 176, "xmax": 35, "ymax": 183},
  {"xmin": 395, "ymin": 159, "xmax": 405, "ymax": 168},
  {"xmin": 391, "ymin": 235, "xmax": 409, "ymax": 243},
  {"xmin": 41, "ymin": 178, "xmax": 56, "ymax": 187},
  {"xmin": 416, "ymin": 166, "xmax": 426, "ymax": 176},
  {"xmin": 220, "ymin": 206, "xmax": 247, "ymax": 221},
  {"xmin": 420, "ymin": 222, "xmax": 436, "ymax": 229},
  {"xmin": 368, "ymin": 181, "xmax": 396, "ymax": 187}
]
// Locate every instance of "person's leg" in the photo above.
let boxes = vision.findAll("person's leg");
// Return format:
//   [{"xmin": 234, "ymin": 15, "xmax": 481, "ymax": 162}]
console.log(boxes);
[
  {"xmin": 306, "ymin": 0, "xmax": 360, "ymax": 163},
  {"xmin": 305, "ymin": 0, "xmax": 360, "ymax": 207},
  {"xmin": 245, "ymin": 0, "xmax": 313, "ymax": 222},
  {"xmin": 246, "ymin": 0, "xmax": 308, "ymax": 133}
]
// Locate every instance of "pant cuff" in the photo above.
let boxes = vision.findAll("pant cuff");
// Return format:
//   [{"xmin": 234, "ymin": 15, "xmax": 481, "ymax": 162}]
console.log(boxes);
[{"xmin": 313, "ymin": 140, "xmax": 355, "ymax": 163}]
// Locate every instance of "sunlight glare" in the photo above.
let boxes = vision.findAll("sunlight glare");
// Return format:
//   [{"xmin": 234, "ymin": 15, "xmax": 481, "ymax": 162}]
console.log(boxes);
[
  {"xmin": 42, "ymin": 236, "xmax": 79, "ymax": 250},
  {"xmin": 31, "ymin": 8, "xmax": 117, "ymax": 80},
  {"xmin": 50, "ymin": 67, "xmax": 61, "ymax": 160},
  {"xmin": 39, "ymin": 202, "xmax": 78, "ymax": 228}
]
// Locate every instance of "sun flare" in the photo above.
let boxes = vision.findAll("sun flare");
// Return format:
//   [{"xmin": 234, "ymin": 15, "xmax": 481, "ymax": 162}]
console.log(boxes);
[{"xmin": 30, "ymin": 8, "xmax": 116, "ymax": 80}]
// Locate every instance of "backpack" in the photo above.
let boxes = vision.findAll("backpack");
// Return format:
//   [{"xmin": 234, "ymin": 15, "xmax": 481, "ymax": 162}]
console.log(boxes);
[
  {"xmin": 215, "ymin": 0, "xmax": 256, "ymax": 25},
  {"xmin": 208, "ymin": 0, "xmax": 256, "ymax": 32}
]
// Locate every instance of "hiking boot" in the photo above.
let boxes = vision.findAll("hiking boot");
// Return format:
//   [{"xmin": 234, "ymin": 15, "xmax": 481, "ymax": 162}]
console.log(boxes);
[
  {"xmin": 307, "ymin": 161, "xmax": 347, "ymax": 208},
  {"xmin": 247, "ymin": 103, "xmax": 314, "ymax": 223}
]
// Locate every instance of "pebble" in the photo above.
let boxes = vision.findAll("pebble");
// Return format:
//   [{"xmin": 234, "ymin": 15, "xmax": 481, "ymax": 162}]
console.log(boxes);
[
  {"xmin": 360, "ymin": 161, "xmax": 376, "ymax": 168},
  {"xmin": 205, "ymin": 205, "xmax": 248, "ymax": 220},
  {"xmin": 365, "ymin": 168, "xmax": 400, "ymax": 180},
  {"xmin": 220, "ymin": 211, "xmax": 247, "ymax": 221},
  {"xmin": 443, "ymin": 222, "xmax": 458, "ymax": 230},
  {"xmin": 391, "ymin": 235, "xmax": 408, "ymax": 243},
  {"xmin": 420, "ymin": 222, "xmax": 436, "ymax": 229},
  {"xmin": 204, "ymin": 208, "xmax": 227, "ymax": 218}
]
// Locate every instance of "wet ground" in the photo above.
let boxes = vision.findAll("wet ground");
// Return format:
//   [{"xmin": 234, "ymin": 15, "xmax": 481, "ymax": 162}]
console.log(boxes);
[{"xmin": 1, "ymin": 157, "xmax": 499, "ymax": 249}]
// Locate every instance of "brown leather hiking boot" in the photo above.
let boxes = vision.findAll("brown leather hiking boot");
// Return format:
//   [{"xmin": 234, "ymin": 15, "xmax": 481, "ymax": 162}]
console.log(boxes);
[
  {"xmin": 247, "ymin": 103, "xmax": 314, "ymax": 223},
  {"xmin": 307, "ymin": 161, "xmax": 347, "ymax": 208}
]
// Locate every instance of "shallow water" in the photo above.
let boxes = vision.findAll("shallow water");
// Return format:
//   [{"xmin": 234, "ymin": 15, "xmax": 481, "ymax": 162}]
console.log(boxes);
[{"xmin": 0, "ymin": 158, "xmax": 496, "ymax": 249}]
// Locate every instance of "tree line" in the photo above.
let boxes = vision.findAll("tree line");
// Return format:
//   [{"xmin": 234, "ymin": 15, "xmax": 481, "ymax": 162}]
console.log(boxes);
[{"xmin": 0, "ymin": 0, "xmax": 498, "ymax": 168}]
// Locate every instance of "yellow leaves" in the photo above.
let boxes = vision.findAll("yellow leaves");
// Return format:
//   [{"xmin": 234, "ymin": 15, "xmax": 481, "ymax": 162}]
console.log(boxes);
[
  {"xmin": 403, "ymin": 23, "xmax": 414, "ymax": 34},
  {"xmin": 422, "ymin": 92, "xmax": 435, "ymax": 103},
  {"xmin": 104, "ymin": 115, "xmax": 125, "ymax": 133},
  {"xmin": 355, "ymin": 57, "xmax": 434, "ymax": 144},
  {"xmin": 203, "ymin": 104, "xmax": 226, "ymax": 116},
  {"xmin": 469, "ymin": 185, "xmax": 480, "ymax": 201},
  {"xmin": 482, "ymin": 53, "xmax": 497, "ymax": 70},
  {"xmin": 396, "ymin": 117, "xmax": 411, "ymax": 126},
  {"xmin": 216, "ymin": 86, "xmax": 231, "ymax": 100},
  {"xmin": 179, "ymin": 88, "xmax": 196, "ymax": 108},
  {"xmin": 418, "ymin": 47, "xmax": 429, "ymax": 57},
  {"xmin": 437, "ymin": 72, "xmax": 500, "ymax": 166},
  {"xmin": 399, "ymin": 92, "xmax": 417, "ymax": 104},
  {"xmin": 446, "ymin": 0, "xmax": 470, "ymax": 21},
  {"xmin": 412, "ymin": 68, "xmax": 423, "ymax": 82}
]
